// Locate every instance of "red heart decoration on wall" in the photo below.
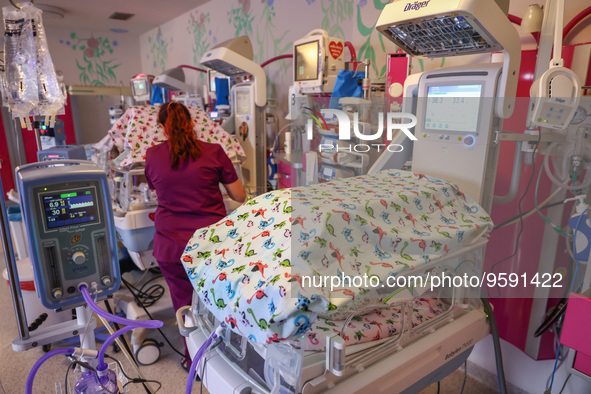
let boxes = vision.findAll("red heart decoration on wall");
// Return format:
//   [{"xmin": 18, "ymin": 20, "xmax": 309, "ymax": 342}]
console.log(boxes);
[
  {"xmin": 329, "ymin": 41, "xmax": 344, "ymax": 60},
  {"xmin": 149, "ymin": 212, "xmax": 155, "ymax": 221}
]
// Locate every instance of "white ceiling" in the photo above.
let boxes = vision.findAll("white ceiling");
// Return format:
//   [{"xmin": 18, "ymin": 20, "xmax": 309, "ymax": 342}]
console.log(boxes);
[{"xmin": 4, "ymin": 0, "xmax": 211, "ymax": 35}]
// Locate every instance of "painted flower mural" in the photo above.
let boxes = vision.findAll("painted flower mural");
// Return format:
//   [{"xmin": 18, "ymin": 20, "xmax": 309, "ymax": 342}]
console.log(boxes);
[
  {"xmin": 147, "ymin": 28, "xmax": 171, "ymax": 73},
  {"xmin": 255, "ymin": 0, "xmax": 290, "ymax": 64},
  {"xmin": 61, "ymin": 33, "xmax": 120, "ymax": 86},
  {"xmin": 321, "ymin": 0, "xmax": 354, "ymax": 40},
  {"xmin": 187, "ymin": 11, "xmax": 212, "ymax": 66},
  {"xmin": 229, "ymin": 0, "xmax": 254, "ymax": 37}
]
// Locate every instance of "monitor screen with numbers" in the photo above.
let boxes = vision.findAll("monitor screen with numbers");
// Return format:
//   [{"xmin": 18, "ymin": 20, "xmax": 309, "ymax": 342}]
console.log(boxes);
[{"xmin": 425, "ymin": 85, "xmax": 482, "ymax": 133}]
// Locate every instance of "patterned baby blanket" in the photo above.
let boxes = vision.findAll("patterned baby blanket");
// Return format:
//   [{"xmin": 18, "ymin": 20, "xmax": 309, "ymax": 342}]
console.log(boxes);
[
  {"xmin": 108, "ymin": 105, "xmax": 245, "ymax": 167},
  {"xmin": 182, "ymin": 170, "xmax": 492, "ymax": 344}
]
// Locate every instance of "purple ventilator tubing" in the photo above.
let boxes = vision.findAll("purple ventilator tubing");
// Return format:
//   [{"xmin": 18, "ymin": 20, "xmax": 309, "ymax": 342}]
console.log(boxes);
[
  {"xmin": 80, "ymin": 284, "xmax": 163, "ymax": 369},
  {"xmin": 186, "ymin": 323, "xmax": 225, "ymax": 394},
  {"xmin": 26, "ymin": 347, "xmax": 75, "ymax": 394}
]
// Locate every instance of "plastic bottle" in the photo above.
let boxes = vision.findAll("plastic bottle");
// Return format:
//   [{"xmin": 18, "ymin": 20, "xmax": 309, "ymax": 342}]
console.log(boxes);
[{"xmin": 74, "ymin": 368, "xmax": 119, "ymax": 394}]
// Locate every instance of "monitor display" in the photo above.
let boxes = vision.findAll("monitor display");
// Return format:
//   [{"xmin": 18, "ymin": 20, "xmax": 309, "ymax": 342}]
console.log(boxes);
[
  {"xmin": 235, "ymin": 90, "xmax": 250, "ymax": 115},
  {"xmin": 42, "ymin": 188, "xmax": 98, "ymax": 229},
  {"xmin": 294, "ymin": 41, "xmax": 319, "ymax": 82},
  {"xmin": 132, "ymin": 78, "xmax": 149, "ymax": 97},
  {"xmin": 425, "ymin": 85, "xmax": 482, "ymax": 133}
]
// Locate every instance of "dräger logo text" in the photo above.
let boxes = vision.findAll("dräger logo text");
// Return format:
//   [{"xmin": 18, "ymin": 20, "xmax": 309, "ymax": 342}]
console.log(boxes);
[{"xmin": 404, "ymin": 0, "xmax": 430, "ymax": 11}]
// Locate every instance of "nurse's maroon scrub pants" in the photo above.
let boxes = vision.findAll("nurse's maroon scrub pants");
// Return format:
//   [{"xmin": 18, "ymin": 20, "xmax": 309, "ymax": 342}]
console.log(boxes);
[{"xmin": 158, "ymin": 259, "xmax": 194, "ymax": 363}]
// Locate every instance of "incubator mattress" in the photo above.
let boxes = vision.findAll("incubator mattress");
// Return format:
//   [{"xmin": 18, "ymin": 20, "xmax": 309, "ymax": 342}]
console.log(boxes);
[
  {"xmin": 108, "ymin": 105, "xmax": 245, "ymax": 167},
  {"xmin": 182, "ymin": 170, "xmax": 492, "ymax": 344}
]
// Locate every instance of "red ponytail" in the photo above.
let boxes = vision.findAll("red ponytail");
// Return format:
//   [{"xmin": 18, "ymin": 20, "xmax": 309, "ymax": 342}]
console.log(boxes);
[{"xmin": 158, "ymin": 102, "xmax": 202, "ymax": 169}]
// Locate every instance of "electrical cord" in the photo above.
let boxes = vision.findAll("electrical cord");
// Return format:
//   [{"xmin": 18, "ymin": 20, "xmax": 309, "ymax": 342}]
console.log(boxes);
[
  {"xmin": 64, "ymin": 360, "xmax": 74, "ymax": 394},
  {"xmin": 460, "ymin": 360, "xmax": 467, "ymax": 394},
  {"xmin": 493, "ymin": 199, "xmax": 565, "ymax": 231},
  {"xmin": 488, "ymin": 131, "xmax": 541, "ymax": 298},
  {"xmin": 481, "ymin": 295, "xmax": 507, "ymax": 394},
  {"xmin": 107, "ymin": 355, "xmax": 161, "ymax": 393},
  {"xmin": 104, "ymin": 354, "xmax": 162, "ymax": 392},
  {"xmin": 124, "ymin": 275, "xmax": 165, "ymax": 308},
  {"xmin": 103, "ymin": 300, "xmax": 153, "ymax": 394},
  {"xmin": 558, "ymin": 374, "xmax": 571, "ymax": 394},
  {"xmin": 436, "ymin": 381, "xmax": 440, "ymax": 394},
  {"xmin": 121, "ymin": 278, "xmax": 186, "ymax": 357}
]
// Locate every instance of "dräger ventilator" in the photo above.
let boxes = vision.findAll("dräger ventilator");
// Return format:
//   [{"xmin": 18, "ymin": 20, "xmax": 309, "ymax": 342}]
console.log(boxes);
[{"xmin": 2, "ymin": 160, "xmax": 163, "ymax": 393}]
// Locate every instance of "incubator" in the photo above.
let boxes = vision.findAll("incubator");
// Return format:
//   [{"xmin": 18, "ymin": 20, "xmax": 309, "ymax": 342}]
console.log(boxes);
[
  {"xmin": 178, "ymin": 170, "xmax": 491, "ymax": 393},
  {"xmin": 105, "ymin": 104, "xmax": 246, "ymax": 270}
]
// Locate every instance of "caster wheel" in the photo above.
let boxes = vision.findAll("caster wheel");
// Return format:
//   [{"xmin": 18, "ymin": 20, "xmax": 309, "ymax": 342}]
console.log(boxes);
[
  {"xmin": 135, "ymin": 338, "xmax": 161, "ymax": 366},
  {"xmin": 42, "ymin": 344, "xmax": 51, "ymax": 353}
]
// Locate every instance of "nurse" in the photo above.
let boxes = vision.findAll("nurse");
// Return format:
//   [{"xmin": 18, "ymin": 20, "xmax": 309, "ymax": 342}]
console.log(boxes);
[{"xmin": 145, "ymin": 101, "xmax": 246, "ymax": 370}]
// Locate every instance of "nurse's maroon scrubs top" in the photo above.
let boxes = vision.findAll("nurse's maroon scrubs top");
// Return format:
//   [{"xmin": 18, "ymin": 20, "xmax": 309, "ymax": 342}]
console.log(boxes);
[{"xmin": 145, "ymin": 141, "xmax": 238, "ymax": 262}]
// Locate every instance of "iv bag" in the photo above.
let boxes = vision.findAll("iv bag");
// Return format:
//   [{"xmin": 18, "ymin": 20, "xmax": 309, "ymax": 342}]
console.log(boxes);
[
  {"xmin": 0, "ymin": 64, "xmax": 10, "ymax": 107},
  {"xmin": 3, "ymin": 5, "xmax": 38, "ymax": 129},
  {"xmin": 22, "ymin": 3, "xmax": 65, "ymax": 127}
]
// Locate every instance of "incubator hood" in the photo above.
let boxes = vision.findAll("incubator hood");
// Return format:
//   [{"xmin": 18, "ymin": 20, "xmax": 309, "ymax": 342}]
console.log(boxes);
[
  {"xmin": 200, "ymin": 36, "xmax": 266, "ymax": 107},
  {"xmin": 375, "ymin": 0, "xmax": 520, "ymax": 119},
  {"xmin": 153, "ymin": 67, "xmax": 195, "ymax": 93}
]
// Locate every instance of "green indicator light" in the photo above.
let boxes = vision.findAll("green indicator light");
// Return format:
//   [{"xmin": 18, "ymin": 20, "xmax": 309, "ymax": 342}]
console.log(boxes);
[
  {"xmin": 85, "ymin": 191, "xmax": 91, "ymax": 195},
  {"xmin": 60, "ymin": 192, "xmax": 77, "ymax": 198}
]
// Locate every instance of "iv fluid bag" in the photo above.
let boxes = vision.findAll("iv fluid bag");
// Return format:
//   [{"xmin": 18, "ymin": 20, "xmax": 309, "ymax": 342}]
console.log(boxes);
[
  {"xmin": 3, "ymin": 5, "xmax": 38, "ymax": 120},
  {"xmin": 23, "ymin": 3, "xmax": 64, "ymax": 119}
]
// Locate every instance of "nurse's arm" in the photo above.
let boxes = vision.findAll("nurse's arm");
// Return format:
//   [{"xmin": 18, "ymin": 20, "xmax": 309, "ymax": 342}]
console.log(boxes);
[{"xmin": 224, "ymin": 180, "xmax": 247, "ymax": 203}]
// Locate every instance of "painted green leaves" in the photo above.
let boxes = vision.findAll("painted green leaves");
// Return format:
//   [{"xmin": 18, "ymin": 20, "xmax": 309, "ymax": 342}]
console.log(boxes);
[
  {"xmin": 148, "ymin": 28, "xmax": 170, "ymax": 73},
  {"xmin": 187, "ymin": 11, "xmax": 211, "ymax": 67}
]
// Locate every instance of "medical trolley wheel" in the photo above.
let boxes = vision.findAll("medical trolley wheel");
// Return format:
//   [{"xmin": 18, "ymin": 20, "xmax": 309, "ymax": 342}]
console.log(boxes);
[{"xmin": 135, "ymin": 338, "xmax": 162, "ymax": 366}]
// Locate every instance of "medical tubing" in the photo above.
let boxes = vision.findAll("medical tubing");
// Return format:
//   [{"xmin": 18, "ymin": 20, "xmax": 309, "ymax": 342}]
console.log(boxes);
[
  {"xmin": 79, "ymin": 284, "xmax": 163, "ymax": 329},
  {"xmin": 571, "ymin": 207, "xmax": 588, "ymax": 293},
  {"xmin": 98, "ymin": 325, "xmax": 135, "ymax": 370},
  {"xmin": 481, "ymin": 297, "xmax": 507, "ymax": 394},
  {"xmin": 26, "ymin": 347, "xmax": 75, "ymax": 394},
  {"xmin": 563, "ymin": 6, "xmax": 591, "ymax": 40},
  {"xmin": 98, "ymin": 309, "xmax": 154, "ymax": 394},
  {"xmin": 178, "ymin": 65, "xmax": 207, "ymax": 74},
  {"xmin": 344, "ymin": 41, "xmax": 357, "ymax": 62},
  {"xmin": 534, "ymin": 164, "xmax": 571, "ymax": 238},
  {"xmin": 273, "ymin": 123, "xmax": 293, "ymax": 152},
  {"xmin": 186, "ymin": 324, "xmax": 224, "ymax": 394},
  {"xmin": 260, "ymin": 54, "xmax": 293, "ymax": 68},
  {"xmin": 544, "ymin": 142, "xmax": 591, "ymax": 191}
]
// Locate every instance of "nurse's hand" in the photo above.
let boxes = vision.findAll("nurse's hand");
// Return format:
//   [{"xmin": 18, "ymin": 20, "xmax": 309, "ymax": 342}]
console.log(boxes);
[{"xmin": 224, "ymin": 180, "xmax": 246, "ymax": 203}]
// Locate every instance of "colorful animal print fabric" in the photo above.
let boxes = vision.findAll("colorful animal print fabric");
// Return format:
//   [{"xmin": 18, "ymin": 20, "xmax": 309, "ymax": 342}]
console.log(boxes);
[
  {"xmin": 108, "ymin": 105, "xmax": 245, "ymax": 167},
  {"xmin": 181, "ymin": 170, "xmax": 492, "ymax": 344}
]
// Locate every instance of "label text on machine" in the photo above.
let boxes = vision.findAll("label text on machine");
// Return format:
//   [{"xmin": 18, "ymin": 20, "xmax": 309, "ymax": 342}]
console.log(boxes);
[{"xmin": 404, "ymin": 1, "xmax": 431, "ymax": 12}]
